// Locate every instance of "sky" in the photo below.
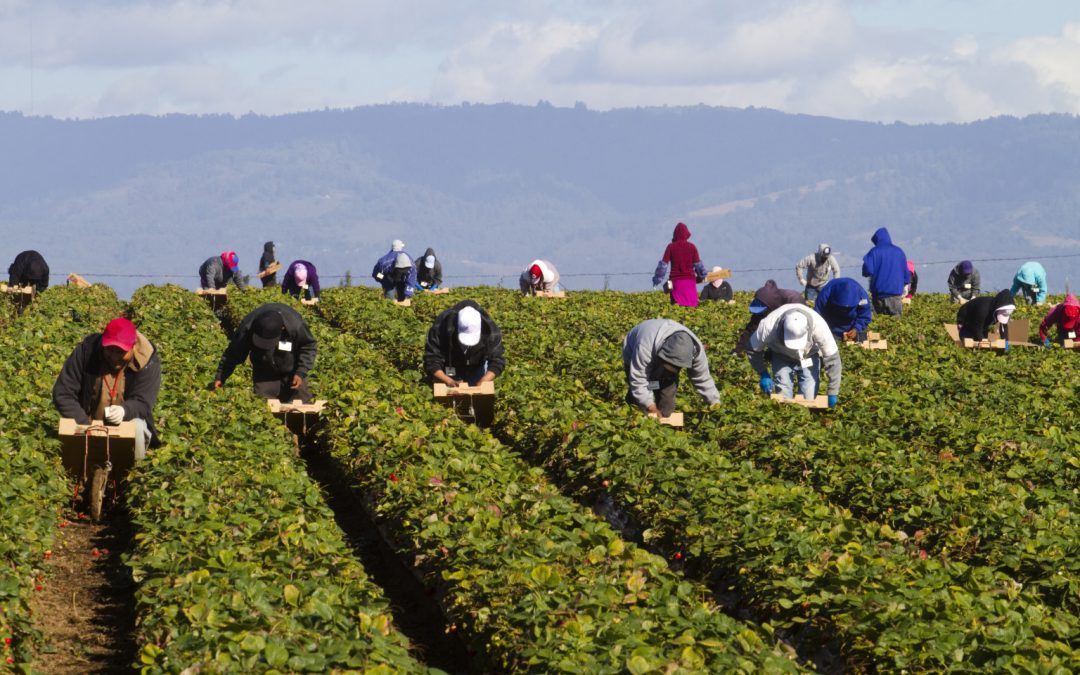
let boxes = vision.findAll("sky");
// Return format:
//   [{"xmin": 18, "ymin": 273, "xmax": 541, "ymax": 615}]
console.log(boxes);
[{"xmin": 1, "ymin": 0, "xmax": 1079, "ymax": 123}]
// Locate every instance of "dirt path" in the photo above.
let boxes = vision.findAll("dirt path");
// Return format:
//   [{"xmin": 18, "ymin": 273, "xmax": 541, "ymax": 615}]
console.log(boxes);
[{"xmin": 30, "ymin": 508, "xmax": 137, "ymax": 674}]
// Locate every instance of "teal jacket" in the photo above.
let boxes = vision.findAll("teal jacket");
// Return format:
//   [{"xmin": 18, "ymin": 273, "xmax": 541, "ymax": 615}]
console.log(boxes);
[{"xmin": 1011, "ymin": 262, "xmax": 1047, "ymax": 304}]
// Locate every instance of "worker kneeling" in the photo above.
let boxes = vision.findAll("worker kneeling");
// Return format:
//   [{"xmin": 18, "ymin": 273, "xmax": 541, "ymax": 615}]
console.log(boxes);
[
  {"xmin": 212, "ymin": 303, "xmax": 316, "ymax": 402},
  {"xmin": 424, "ymin": 301, "xmax": 505, "ymax": 387},
  {"xmin": 622, "ymin": 319, "xmax": 720, "ymax": 417},
  {"xmin": 814, "ymin": 278, "xmax": 873, "ymax": 343},
  {"xmin": 747, "ymin": 305, "xmax": 841, "ymax": 407},
  {"xmin": 53, "ymin": 317, "xmax": 161, "ymax": 460},
  {"xmin": 957, "ymin": 290, "xmax": 1015, "ymax": 345}
]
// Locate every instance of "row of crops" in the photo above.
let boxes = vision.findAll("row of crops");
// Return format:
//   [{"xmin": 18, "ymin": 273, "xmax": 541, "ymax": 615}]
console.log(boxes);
[{"xmin": 2, "ymin": 284, "xmax": 1077, "ymax": 672}]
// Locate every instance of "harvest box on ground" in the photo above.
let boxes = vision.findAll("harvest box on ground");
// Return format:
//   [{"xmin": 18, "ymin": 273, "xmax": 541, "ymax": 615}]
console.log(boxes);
[
  {"xmin": 648, "ymin": 411, "xmax": 684, "ymax": 427},
  {"xmin": 534, "ymin": 290, "xmax": 567, "ymax": 298},
  {"xmin": 845, "ymin": 331, "xmax": 888, "ymax": 350},
  {"xmin": 944, "ymin": 320, "xmax": 1035, "ymax": 350},
  {"xmin": 426, "ymin": 287, "xmax": 451, "ymax": 295},
  {"xmin": 195, "ymin": 287, "xmax": 228, "ymax": 310},
  {"xmin": 1, "ymin": 283, "xmax": 34, "ymax": 312},
  {"xmin": 1064, "ymin": 338, "xmax": 1080, "ymax": 350},
  {"xmin": 394, "ymin": 298, "xmax": 412, "ymax": 307},
  {"xmin": 267, "ymin": 398, "xmax": 327, "ymax": 436},
  {"xmin": 433, "ymin": 381, "xmax": 495, "ymax": 427},
  {"xmin": 771, "ymin": 393, "xmax": 830, "ymax": 410}
]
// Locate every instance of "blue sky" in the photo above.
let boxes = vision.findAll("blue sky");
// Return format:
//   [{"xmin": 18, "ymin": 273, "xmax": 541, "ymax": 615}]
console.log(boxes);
[{"xmin": 2, "ymin": 1, "xmax": 1079, "ymax": 122}]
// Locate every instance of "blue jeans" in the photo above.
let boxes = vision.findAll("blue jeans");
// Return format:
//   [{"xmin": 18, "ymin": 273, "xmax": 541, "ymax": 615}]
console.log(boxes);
[
  {"xmin": 771, "ymin": 353, "xmax": 821, "ymax": 399},
  {"xmin": 804, "ymin": 285, "xmax": 820, "ymax": 302}
]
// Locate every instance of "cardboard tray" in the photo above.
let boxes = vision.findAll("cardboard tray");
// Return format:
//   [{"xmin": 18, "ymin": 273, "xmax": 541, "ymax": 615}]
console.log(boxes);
[
  {"xmin": 195, "ymin": 287, "xmax": 228, "ymax": 296},
  {"xmin": 844, "ymin": 331, "xmax": 888, "ymax": 350},
  {"xmin": 945, "ymin": 320, "xmax": 1035, "ymax": 349},
  {"xmin": 1063, "ymin": 338, "xmax": 1080, "ymax": 350},
  {"xmin": 257, "ymin": 261, "xmax": 282, "ymax": 279},
  {"xmin": 66, "ymin": 273, "xmax": 93, "ymax": 288},
  {"xmin": 267, "ymin": 399, "xmax": 327, "ymax": 435},
  {"xmin": 433, "ymin": 381, "xmax": 495, "ymax": 428},
  {"xmin": 394, "ymin": 298, "xmax": 412, "ymax": 307},
  {"xmin": 705, "ymin": 269, "xmax": 732, "ymax": 282},
  {"xmin": 771, "ymin": 394, "xmax": 830, "ymax": 409},
  {"xmin": 648, "ymin": 411, "xmax": 684, "ymax": 427},
  {"xmin": 58, "ymin": 419, "xmax": 138, "ymax": 479},
  {"xmin": 534, "ymin": 290, "xmax": 567, "ymax": 298},
  {"xmin": 301, "ymin": 298, "xmax": 319, "ymax": 306},
  {"xmin": 426, "ymin": 288, "xmax": 451, "ymax": 295},
  {"xmin": 433, "ymin": 381, "xmax": 495, "ymax": 398},
  {"xmin": 1, "ymin": 284, "xmax": 34, "ymax": 296}
]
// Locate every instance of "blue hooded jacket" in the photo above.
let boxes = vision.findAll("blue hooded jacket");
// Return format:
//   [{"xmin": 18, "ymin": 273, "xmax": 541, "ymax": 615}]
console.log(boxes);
[
  {"xmin": 814, "ymin": 278, "xmax": 872, "ymax": 334},
  {"xmin": 1011, "ymin": 261, "xmax": 1047, "ymax": 304},
  {"xmin": 861, "ymin": 227, "xmax": 910, "ymax": 297}
]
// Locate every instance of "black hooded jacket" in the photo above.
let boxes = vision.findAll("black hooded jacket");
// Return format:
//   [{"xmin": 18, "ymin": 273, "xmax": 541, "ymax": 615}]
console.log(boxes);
[
  {"xmin": 699, "ymin": 281, "xmax": 733, "ymax": 302},
  {"xmin": 957, "ymin": 289, "xmax": 1014, "ymax": 341},
  {"xmin": 259, "ymin": 242, "xmax": 276, "ymax": 271},
  {"xmin": 8, "ymin": 250, "xmax": 49, "ymax": 291},
  {"xmin": 416, "ymin": 247, "xmax": 443, "ymax": 287},
  {"xmin": 423, "ymin": 300, "xmax": 505, "ymax": 378}
]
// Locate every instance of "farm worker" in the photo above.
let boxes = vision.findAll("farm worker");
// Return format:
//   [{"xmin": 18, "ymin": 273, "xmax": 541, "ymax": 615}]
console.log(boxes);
[
  {"xmin": 1038, "ymin": 293, "xmax": 1080, "ymax": 347},
  {"xmin": 519, "ymin": 259, "xmax": 561, "ymax": 295},
  {"xmin": 52, "ymin": 317, "xmax": 160, "ymax": 459},
  {"xmin": 957, "ymin": 289, "xmax": 1015, "ymax": 343},
  {"xmin": 213, "ymin": 303, "xmax": 316, "ymax": 403},
  {"xmin": 652, "ymin": 222, "xmax": 707, "ymax": 307},
  {"xmin": 199, "ymin": 251, "xmax": 247, "ymax": 290},
  {"xmin": 699, "ymin": 267, "xmax": 734, "ymax": 302},
  {"xmin": 813, "ymin": 278, "xmax": 872, "ymax": 342},
  {"xmin": 947, "ymin": 261, "xmax": 980, "ymax": 303},
  {"xmin": 281, "ymin": 260, "xmax": 320, "ymax": 301},
  {"xmin": 372, "ymin": 240, "xmax": 417, "ymax": 301},
  {"xmin": 746, "ymin": 304, "xmax": 842, "ymax": 407},
  {"xmin": 795, "ymin": 244, "xmax": 840, "ymax": 301},
  {"xmin": 7, "ymin": 249, "xmax": 49, "ymax": 292},
  {"xmin": 258, "ymin": 241, "xmax": 278, "ymax": 288},
  {"xmin": 1011, "ymin": 261, "xmax": 1047, "ymax": 305},
  {"xmin": 861, "ymin": 227, "xmax": 909, "ymax": 316},
  {"xmin": 622, "ymin": 319, "xmax": 720, "ymax": 417},
  {"xmin": 734, "ymin": 280, "xmax": 804, "ymax": 355},
  {"xmin": 904, "ymin": 260, "xmax": 918, "ymax": 299},
  {"xmin": 416, "ymin": 247, "xmax": 443, "ymax": 291},
  {"xmin": 424, "ymin": 300, "xmax": 505, "ymax": 387}
]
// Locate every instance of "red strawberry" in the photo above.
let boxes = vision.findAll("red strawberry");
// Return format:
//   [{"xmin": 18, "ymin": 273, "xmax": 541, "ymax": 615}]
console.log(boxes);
[{"xmin": 389, "ymin": 472, "xmax": 398, "ymax": 482}]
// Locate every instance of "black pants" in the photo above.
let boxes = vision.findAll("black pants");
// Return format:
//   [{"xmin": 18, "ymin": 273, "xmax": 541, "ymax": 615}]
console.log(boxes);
[
  {"xmin": 624, "ymin": 371, "xmax": 679, "ymax": 417},
  {"xmin": 254, "ymin": 378, "xmax": 312, "ymax": 404},
  {"xmin": 260, "ymin": 274, "xmax": 277, "ymax": 288}
]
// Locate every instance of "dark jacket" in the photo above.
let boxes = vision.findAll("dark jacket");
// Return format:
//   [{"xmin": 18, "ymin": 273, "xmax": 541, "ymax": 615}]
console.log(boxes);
[
  {"xmin": 281, "ymin": 260, "xmax": 320, "ymax": 300},
  {"xmin": 814, "ymin": 278, "xmax": 872, "ymax": 334},
  {"xmin": 259, "ymin": 242, "xmax": 276, "ymax": 272},
  {"xmin": 216, "ymin": 303, "xmax": 316, "ymax": 383},
  {"xmin": 416, "ymin": 247, "xmax": 443, "ymax": 287},
  {"xmin": 957, "ymin": 289, "xmax": 1015, "ymax": 341},
  {"xmin": 372, "ymin": 250, "xmax": 417, "ymax": 298},
  {"xmin": 52, "ymin": 332, "xmax": 162, "ymax": 447},
  {"xmin": 699, "ymin": 281, "xmax": 733, "ymax": 302},
  {"xmin": 947, "ymin": 264, "xmax": 980, "ymax": 301},
  {"xmin": 199, "ymin": 255, "xmax": 247, "ymax": 290},
  {"xmin": 861, "ymin": 228, "xmax": 910, "ymax": 298},
  {"xmin": 8, "ymin": 250, "xmax": 49, "ymax": 291},
  {"xmin": 735, "ymin": 280, "xmax": 804, "ymax": 354},
  {"xmin": 423, "ymin": 300, "xmax": 505, "ymax": 378},
  {"xmin": 653, "ymin": 223, "xmax": 707, "ymax": 284}
]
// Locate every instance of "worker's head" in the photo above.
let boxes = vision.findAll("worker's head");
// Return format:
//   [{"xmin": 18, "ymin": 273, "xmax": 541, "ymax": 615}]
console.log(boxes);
[
  {"xmin": 1065, "ymin": 304, "xmax": 1080, "ymax": 320},
  {"xmin": 392, "ymin": 239, "xmax": 405, "ymax": 252},
  {"xmin": 292, "ymin": 263, "xmax": 308, "ymax": 284},
  {"xmin": 101, "ymin": 317, "xmax": 138, "ymax": 372},
  {"xmin": 394, "ymin": 253, "xmax": 412, "ymax": 269},
  {"xmin": 995, "ymin": 304, "xmax": 1016, "ymax": 325},
  {"xmin": 529, "ymin": 263, "xmax": 543, "ymax": 285},
  {"xmin": 457, "ymin": 307, "xmax": 482, "ymax": 347},
  {"xmin": 960, "ymin": 260, "xmax": 973, "ymax": 275},
  {"xmin": 221, "ymin": 251, "xmax": 239, "ymax": 272},
  {"xmin": 657, "ymin": 332, "xmax": 696, "ymax": 371},
  {"xmin": 816, "ymin": 244, "xmax": 831, "ymax": 262},
  {"xmin": 252, "ymin": 311, "xmax": 286, "ymax": 351},
  {"xmin": 425, "ymin": 255, "xmax": 436, "ymax": 269},
  {"xmin": 782, "ymin": 312, "xmax": 809, "ymax": 350}
]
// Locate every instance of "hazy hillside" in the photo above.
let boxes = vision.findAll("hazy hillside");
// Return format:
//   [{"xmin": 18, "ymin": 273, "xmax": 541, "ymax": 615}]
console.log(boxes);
[{"xmin": 2, "ymin": 104, "xmax": 1079, "ymax": 297}]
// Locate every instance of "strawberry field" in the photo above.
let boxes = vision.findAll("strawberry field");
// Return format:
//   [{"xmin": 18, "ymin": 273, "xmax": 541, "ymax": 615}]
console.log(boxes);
[{"xmin": 1, "ymin": 283, "xmax": 1078, "ymax": 673}]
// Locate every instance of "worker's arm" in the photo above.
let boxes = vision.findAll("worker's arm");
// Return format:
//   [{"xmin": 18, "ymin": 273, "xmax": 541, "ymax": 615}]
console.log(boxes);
[
  {"xmin": 795, "ymin": 256, "xmax": 808, "ymax": 286},
  {"xmin": 687, "ymin": 346, "xmax": 721, "ymax": 406},
  {"xmin": 52, "ymin": 343, "xmax": 92, "ymax": 424}
]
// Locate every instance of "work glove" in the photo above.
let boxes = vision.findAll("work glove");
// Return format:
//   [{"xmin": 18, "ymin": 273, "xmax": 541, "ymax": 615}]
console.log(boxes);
[
  {"xmin": 104, "ymin": 405, "xmax": 125, "ymax": 425},
  {"xmin": 758, "ymin": 372, "xmax": 773, "ymax": 395},
  {"xmin": 827, "ymin": 395, "xmax": 838, "ymax": 408},
  {"xmin": 1004, "ymin": 340, "xmax": 1010, "ymax": 353},
  {"xmin": 1043, "ymin": 338, "xmax": 1052, "ymax": 348}
]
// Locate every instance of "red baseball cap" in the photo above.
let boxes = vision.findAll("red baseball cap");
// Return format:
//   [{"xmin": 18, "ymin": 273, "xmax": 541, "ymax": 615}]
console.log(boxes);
[
  {"xmin": 529, "ymin": 264, "xmax": 543, "ymax": 281},
  {"xmin": 101, "ymin": 317, "xmax": 138, "ymax": 351}
]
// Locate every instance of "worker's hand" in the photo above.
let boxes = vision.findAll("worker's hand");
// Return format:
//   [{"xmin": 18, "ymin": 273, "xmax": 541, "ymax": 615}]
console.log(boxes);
[
  {"xmin": 1043, "ymin": 338, "xmax": 1052, "ymax": 348},
  {"xmin": 827, "ymin": 395, "xmax": 838, "ymax": 409},
  {"xmin": 645, "ymin": 404, "xmax": 659, "ymax": 416},
  {"xmin": 758, "ymin": 372, "xmax": 773, "ymax": 395},
  {"xmin": 290, "ymin": 374, "xmax": 303, "ymax": 390},
  {"xmin": 104, "ymin": 405, "xmax": 125, "ymax": 425},
  {"xmin": 210, "ymin": 379, "xmax": 223, "ymax": 391},
  {"xmin": 843, "ymin": 329, "xmax": 857, "ymax": 341},
  {"xmin": 1004, "ymin": 340, "xmax": 1010, "ymax": 353}
]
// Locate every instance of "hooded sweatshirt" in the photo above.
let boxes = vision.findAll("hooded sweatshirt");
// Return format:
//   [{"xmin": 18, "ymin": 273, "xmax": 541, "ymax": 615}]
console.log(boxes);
[
  {"xmin": 653, "ymin": 223, "xmax": 707, "ymax": 285},
  {"xmin": 1039, "ymin": 293, "xmax": 1080, "ymax": 341},
  {"xmin": 814, "ymin": 278, "xmax": 872, "ymax": 334},
  {"xmin": 216, "ymin": 303, "xmax": 316, "ymax": 384},
  {"xmin": 957, "ymin": 289, "xmax": 1015, "ymax": 341},
  {"xmin": 52, "ymin": 332, "xmax": 161, "ymax": 447},
  {"xmin": 1011, "ymin": 262, "xmax": 1048, "ymax": 304},
  {"xmin": 861, "ymin": 228, "xmax": 910, "ymax": 297},
  {"xmin": 747, "ymin": 304, "xmax": 842, "ymax": 396},
  {"xmin": 259, "ymin": 242, "xmax": 276, "ymax": 271},
  {"xmin": 199, "ymin": 255, "xmax": 246, "ymax": 290},
  {"xmin": 416, "ymin": 247, "xmax": 443, "ymax": 287},
  {"xmin": 947, "ymin": 263, "xmax": 980, "ymax": 301},
  {"xmin": 373, "ymin": 248, "xmax": 417, "ymax": 297},
  {"xmin": 622, "ymin": 318, "xmax": 720, "ymax": 410},
  {"xmin": 734, "ymin": 280, "xmax": 804, "ymax": 354},
  {"xmin": 519, "ymin": 259, "xmax": 560, "ymax": 294},
  {"xmin": 281, "ymin": 260, "xmax": 320, "ymax": 300},
  {"xmin": 8, "ymin": 250, "xmax": 49, "ymax": 291},
  {"xmin": 795, "ymin": 245, "xmax": 840, "ymax": 289},
  {"xmin": 424, "ymin": 300, "xmax": 505, "ymax": 378}
]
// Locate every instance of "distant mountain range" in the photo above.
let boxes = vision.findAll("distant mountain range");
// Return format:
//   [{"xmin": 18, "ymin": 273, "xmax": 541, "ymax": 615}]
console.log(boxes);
[{"xmin": 3, "ymin": 103, "xmax": 1079, "ymax": 298}]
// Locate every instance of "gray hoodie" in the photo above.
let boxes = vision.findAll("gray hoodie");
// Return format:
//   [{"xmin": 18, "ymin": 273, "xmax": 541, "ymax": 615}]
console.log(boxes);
[
  {"xmin": 199, "ymin": 255, "xmax": 247, "ymax": 290},
  {"xmin": 622, "ymin": 319, "xmax": 720, "ymax": 410},
  {"xmin": 795, "ymin": 244, "xmax": 840, "ymax": 289}
]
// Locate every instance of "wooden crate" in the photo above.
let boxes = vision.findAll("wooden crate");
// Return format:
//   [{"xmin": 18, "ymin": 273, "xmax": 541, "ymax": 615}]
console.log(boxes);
[
  {"xmin": 268, "ymin": 399, "xmax": 327, "ymax": 436},
  {"xmin": 58, "ymin": 419, "xmax": 138, "ymax": 481},
  {"xmin": 771, "ymin": 394, "xmax": 830, "ymax": 409},
  {"xmin": 433, "ymin": 381, "xmax": 495, "ymax": 427}
]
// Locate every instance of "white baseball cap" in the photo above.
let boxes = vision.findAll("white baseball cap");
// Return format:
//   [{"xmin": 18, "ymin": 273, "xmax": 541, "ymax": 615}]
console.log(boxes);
[
  {"xmin": 392, "ymin": 239, "xmax": 405, "ymax": 252},
  {"xmin": 425, "ymin": 255, "xmax": 435, "ymax": 269},
  {"xmin": 457, "ymin": 306, "xmax": 482, "ymax": 347},
  {"xmin": 783, "ymin": 311, "xmax": 809, "ymax": 350},
  {"xmin": 996, "ymin": 305, "xmax": 1016, "ymax": 324}
]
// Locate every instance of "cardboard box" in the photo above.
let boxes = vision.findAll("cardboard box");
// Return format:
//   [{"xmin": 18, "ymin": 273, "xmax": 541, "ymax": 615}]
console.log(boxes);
[
  {"xmin": 705, "ymin": 269, "xmax": 731, "ymax": 282},
  {"xmin": 427, "ymin": 288, "xmax": 451, "ymax": 295},
  {"xmin": 844, "ymin": 331, "xmax": 887, "ymax": 350},
  {"xmin": 257, "ymin": 261, "xmax": 281, "ymax": 279},
  {"xmin": 648, "ymin": 411, "xmax": 684, "ymax": 427},
  {"xmin": 66, "ymin": 273, "xmax": 93, "ymax": 288},
  {"xmin": 58, "ymin": 419, "xmax": 138, "ymax": 481},
  {"xmin": 1063, "ymin": 338, "xmax": 1079, "ymax": 350},
  {"xmin": 196, "ymin": 287, "xmax": 228, "ymax": 309},
  {"xmin": 534, "ymin": 290, "xmax": 567, "ymax": 298},
  {"xmin": 268, "ymin": 399, "xmax": 327, "ymax": 435},
  {"xmin": 771, "ymin": 394, "xmax": 830, "ymax": 409},
  {"xmin": 301, "ymin": 298, "xmax": 319, "ymax": 306},
  {"xmin": 433, "ymin": 381, "xmax": 495, "ymax": 427},
  {"xmin": 394, "ymin": 298, "xmax": 412, "ymax": 307}
]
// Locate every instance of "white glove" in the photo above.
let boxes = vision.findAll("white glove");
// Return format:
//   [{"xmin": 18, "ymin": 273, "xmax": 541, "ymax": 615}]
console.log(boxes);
[{"xmin": 105, "ymin": 405, "xmax": 125, "ymax": 424}]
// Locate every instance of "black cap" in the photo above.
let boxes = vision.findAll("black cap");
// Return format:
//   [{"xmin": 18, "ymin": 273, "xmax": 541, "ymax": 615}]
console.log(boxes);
[{"xmin": 252, "ymin": 311, "xmax": 285, "ymax": 351}]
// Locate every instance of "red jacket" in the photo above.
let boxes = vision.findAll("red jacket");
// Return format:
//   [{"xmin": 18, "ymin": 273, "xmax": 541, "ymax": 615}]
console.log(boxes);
[
  {"xmin": 1039, "ymin": 293, "xmax": 1080, "ymax": 341},
  {"xmin": 660, "ymin": 223, "xmax": 701, "ymax": 281}
]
